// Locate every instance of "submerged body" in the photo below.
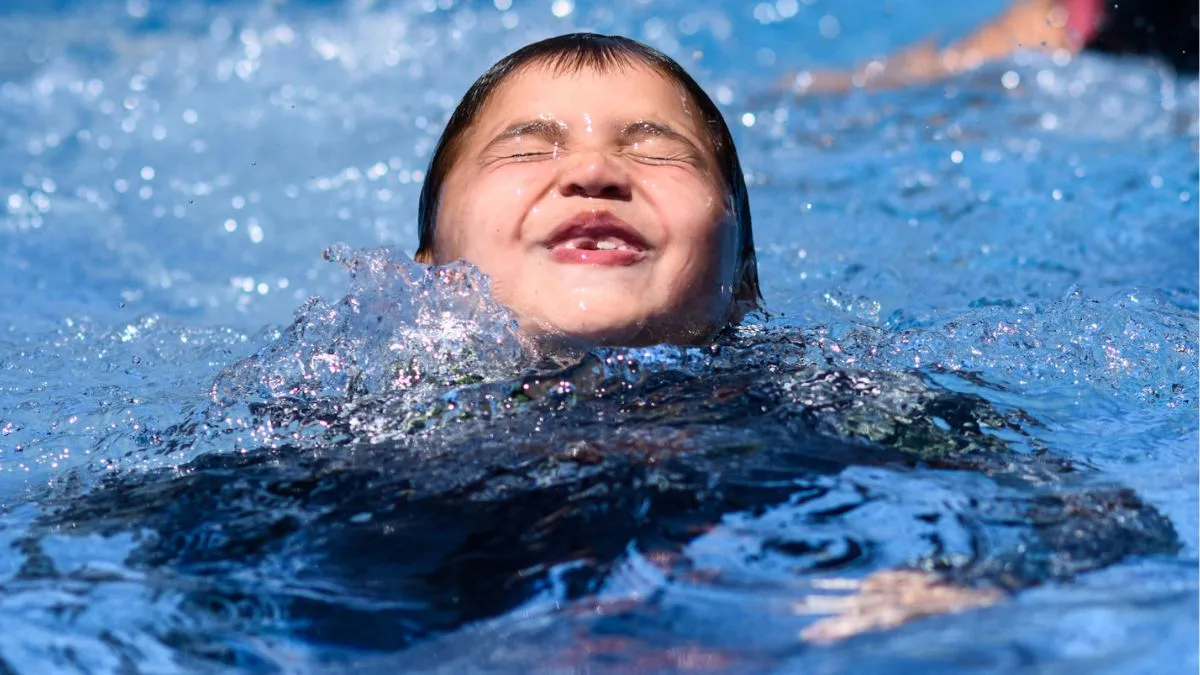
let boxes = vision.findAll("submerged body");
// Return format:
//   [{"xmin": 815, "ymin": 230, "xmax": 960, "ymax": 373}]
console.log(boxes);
[{"xmin": 35, "ymin": 329, "xmax": 1179, "ymax": 664}]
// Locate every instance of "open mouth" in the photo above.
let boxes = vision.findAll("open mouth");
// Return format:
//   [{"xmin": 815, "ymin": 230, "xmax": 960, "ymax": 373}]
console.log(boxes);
[{"xmin": 544, "ymin": 212, "xmax": 649, "ymax": 265}]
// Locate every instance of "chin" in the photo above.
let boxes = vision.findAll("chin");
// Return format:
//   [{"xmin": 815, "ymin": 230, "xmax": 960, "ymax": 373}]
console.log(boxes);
[
  {"xmin": 532, "ymin": 314, "xmax": 646, "ymax": 347},
  {"xmin": 522, "ymin": 309, "xmax": 718, "ymax": 349}
]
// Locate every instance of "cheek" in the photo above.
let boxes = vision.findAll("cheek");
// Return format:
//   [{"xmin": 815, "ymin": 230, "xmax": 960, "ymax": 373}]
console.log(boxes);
[
  {"xmin": 669, "ymin": 205, "xmax": 739, "ymax": 297},
  {"xmin": 436, "ymin": 172, "xmax": 536, "ymax": 262},
  {"xmin": 642, "ymin": 166, "xmax": 724, "ymax": 214},
  {"xmin": 653, "ymin": 177, "xmax": 734, "ymax": 257}
]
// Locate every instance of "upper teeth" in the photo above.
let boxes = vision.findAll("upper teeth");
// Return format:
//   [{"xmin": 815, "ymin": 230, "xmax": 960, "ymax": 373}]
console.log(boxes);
[{"xmin": 561, "ymin": 237, "xmax": 636, "ymax": 251}]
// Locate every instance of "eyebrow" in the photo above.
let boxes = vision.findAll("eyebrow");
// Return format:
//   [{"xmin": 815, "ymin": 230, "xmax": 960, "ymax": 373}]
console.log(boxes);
[
  {"xmin": 483, "ymin": 118, "xmax": 568, "ymax": 152},
  {"xmin": 617, "ymin": 119, "xmax": 698, "ymax": 149}
]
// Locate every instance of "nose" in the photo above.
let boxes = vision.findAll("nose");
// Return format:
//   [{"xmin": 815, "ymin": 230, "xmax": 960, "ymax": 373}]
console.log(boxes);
[{"xmin": 556, "ymin": 151, "xmax": 632, "ymax": 200}]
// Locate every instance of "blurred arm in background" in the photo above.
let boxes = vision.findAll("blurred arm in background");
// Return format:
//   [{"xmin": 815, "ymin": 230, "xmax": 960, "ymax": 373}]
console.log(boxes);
[{"xmin": 787, "ymin": 0, "xmax": 1197, "ymax": 94}]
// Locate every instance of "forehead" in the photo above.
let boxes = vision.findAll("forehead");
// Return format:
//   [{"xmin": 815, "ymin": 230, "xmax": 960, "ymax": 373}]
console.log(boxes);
[{"xmin": 469, "ymin": 60, "xmax": 711, "ymax": 144}]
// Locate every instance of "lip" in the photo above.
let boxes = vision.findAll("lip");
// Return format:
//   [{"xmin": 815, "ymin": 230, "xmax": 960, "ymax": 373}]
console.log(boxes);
[{"xmin": 543, "ymin": 212, "xmax": 650, "ymax": 266}]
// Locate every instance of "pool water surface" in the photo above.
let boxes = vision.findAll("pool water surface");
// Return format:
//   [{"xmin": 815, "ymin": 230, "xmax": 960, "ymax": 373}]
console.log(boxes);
[{"xmin": 0, "ymin": 1, "xmax": 1196, "ymax": 673}]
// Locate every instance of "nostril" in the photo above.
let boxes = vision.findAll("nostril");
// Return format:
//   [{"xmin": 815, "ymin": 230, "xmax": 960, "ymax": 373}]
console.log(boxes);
[
  {"xmin": 565, "ymin": 183, "xmax": 629, "ymax": 199},
  {"xmin": 562, "ymin": 171, "xmax": 632, "ymax": 199}
]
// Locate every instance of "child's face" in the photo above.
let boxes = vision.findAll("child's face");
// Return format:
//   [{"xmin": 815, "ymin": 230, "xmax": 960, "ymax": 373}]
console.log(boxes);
[{"xmin": 431, "ymin": 63, "xmax": 739, "ymax": 346}]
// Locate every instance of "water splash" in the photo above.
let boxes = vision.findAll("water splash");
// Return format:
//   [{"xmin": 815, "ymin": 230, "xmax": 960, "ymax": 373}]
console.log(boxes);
[
  {"xmin": 155, "ymin": 246, "xmax": 528, "ymax": 461},
  {"xmin": 795, "ymin": 286, "xmax": 1197, "ymax": 409},
  {"xmin": 211, "ymin": 246, "xmax": 523, "ymax": 405},
  {"xmin": 0, "ymin": 313, "xmax": 252, "ymax": 493}
]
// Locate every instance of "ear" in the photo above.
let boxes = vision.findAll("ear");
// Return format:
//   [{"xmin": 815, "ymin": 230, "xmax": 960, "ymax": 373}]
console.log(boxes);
[{"xmin": 414, "ymin": 248, "xmax": 434, "ymax": 264}]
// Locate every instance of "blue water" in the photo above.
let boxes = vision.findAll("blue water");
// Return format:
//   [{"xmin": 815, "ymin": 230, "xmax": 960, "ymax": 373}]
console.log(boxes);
[{"xmin": 0, "ymin": 0, "xmax": 1197, "ymax": 673}]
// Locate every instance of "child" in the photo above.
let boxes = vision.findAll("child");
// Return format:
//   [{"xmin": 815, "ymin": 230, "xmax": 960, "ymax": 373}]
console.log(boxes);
[
  {"xmin": 407, "ymin": 35, "xmax": 1016, "ymax": 643},
  {"xmin": 414, "ymin": 33, "xmax": 761, "ymax": 348}
]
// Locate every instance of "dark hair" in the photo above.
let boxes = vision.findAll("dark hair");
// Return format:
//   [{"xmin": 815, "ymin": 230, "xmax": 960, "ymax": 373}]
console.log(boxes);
[{"xmin": 416, "ymin": 32, "xmax": 761, "ymax": 310}]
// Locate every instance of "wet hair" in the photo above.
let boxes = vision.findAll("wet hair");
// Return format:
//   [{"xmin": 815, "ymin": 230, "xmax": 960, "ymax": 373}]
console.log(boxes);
[{"xmin": 415, "ymin": 32, "xmax": 762, "ymax": 310}]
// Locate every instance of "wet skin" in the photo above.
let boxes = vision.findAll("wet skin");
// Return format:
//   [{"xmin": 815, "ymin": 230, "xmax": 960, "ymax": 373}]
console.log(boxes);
[{"xmin": 430, "ymin": 64, "xmax": 740, "ymax": 346}]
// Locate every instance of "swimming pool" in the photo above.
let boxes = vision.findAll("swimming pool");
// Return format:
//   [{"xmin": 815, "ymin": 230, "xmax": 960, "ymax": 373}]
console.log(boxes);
[{"xmin": 0, "ymin": 0, "xmax": 1196, "ymax": 672}]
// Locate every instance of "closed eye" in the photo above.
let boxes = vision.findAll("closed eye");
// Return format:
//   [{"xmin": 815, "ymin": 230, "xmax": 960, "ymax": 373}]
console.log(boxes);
[
  {"xmin": 626, "ymin": 141, "xmax": 695, "ymax": 165},
  {"xmin": 507, "ymin": 151, "xmax": 555, "ymax": 159},
  {"xmin": 484, "ymin": 146, "xmax": 558, "ymax": 165},
  {"xmin": 483, "ymin": 118, "xmax": 566, "ymax": 164},
  {"xmin": 630, "ymin": 152, "xmax": 688, "ymax": 164},
  {"xmin": 619, "ymin": 120, "xmax": 704, "ymax": 166}
]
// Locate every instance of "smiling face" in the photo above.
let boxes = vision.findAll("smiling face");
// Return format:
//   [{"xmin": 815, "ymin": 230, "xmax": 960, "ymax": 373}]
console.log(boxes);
[{"xmin": 429, "ymin": 63, "xmax": 740, "ymax": 347}]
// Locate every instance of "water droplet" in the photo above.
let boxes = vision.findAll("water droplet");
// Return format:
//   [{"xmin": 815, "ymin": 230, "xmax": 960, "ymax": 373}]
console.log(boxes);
[
  {"xmin": 818, "ymin": 15, "xmax": 840, "ymax": 39},
  {"xmin": 550, "ymin": 0, "xmax": 573, "ymax": 18}
]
